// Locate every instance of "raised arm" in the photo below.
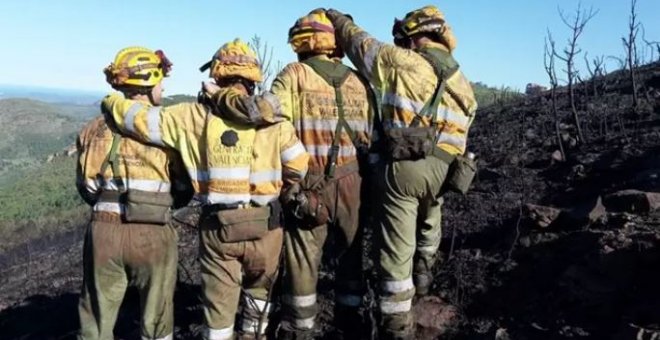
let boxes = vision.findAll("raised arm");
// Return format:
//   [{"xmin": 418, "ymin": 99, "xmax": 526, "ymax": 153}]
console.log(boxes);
[{"xmin": 101, "ymin": 93, "xmax": 194, "ymax": 150}]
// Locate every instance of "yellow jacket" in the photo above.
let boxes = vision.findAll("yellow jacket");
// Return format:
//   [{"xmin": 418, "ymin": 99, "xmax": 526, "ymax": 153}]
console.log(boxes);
[
  {"xmin": 76, "ymin": 115, "xmax": 179, "ymax": 216},
  {"xmin": 212, "ymin": 56, "xmax": 374, "ymax": 171},
  {"xmin": 271, "ymin": 56, "xmax": 373, "ymax": 170},
  {"xmin": 332, "ymin": 16, "xmax": 478, "ymax": 155},
  {"xmin": 101, "ymin": 93, "xmax": 309, "ymax": 206}
]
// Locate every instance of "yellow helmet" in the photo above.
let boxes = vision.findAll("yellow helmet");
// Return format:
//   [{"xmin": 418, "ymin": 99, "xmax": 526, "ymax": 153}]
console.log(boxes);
[
  {"xmin": 104, "ymin": 46, "xmax": 172, "ymax": 88},
  {"xmin": 397, "ymin": 5, "xmax": 457, "ymax": 51},
  {"xmin": 199, "ymin": 38, "xmax": 263, "ymax": 83},
  {"xmin": 288, "ymin": 10, "xmax": 336, "ymax": 55}
]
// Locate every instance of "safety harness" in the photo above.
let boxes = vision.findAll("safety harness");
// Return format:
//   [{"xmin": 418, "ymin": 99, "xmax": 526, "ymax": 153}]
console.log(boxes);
[
  {"xmin": 94, "ymin": 132, "xmax": 173, "ymax": 224},
  {"xmin": 383, "ymin": 47, "xmax": 464, "ymax": 163},
  {"xmin": 301, "ymin": 57, "xmax": 374, "ymax": 179}
]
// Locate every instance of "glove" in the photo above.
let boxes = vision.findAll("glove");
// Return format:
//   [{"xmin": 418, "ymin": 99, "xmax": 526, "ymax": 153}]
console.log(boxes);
[
  {"xmin": 280, "ymin": 183, "xmax": 301, "ymax": 205},
  {"xmin": 325, "ymin": 8, "xmax": 348, "ymax": 22},
  {"xmin": 292, "ymin": 191, "xmax": 330, "ymax": 227}
]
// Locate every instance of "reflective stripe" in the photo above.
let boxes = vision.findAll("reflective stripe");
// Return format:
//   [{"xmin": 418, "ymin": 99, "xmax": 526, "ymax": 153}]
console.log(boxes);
[
  {"xmin": 382, "ymin": 278, "xmax": 414, "ymax": 293},
  {"xmin": 417, "ymin": 245, "xmax": 439, "ymax": 254},
  {"xmin": 206, "ymin": 192, "xmax": 251, "ymax": 205},
  {"xmin": 438, "ymin": 106, "xmax": 471, "ymax": 128},
  {"xmin": 436, "ymin": 133, "xmax": 466, "ymax": 147},
  {"xmin": 382, "ymin": 92, "xmax": 470, "ymax": 128},
  {"xmin": 124, "ymin": 102, "xmax": 142, "ymax": 134},
  {"xmin": 93, "ymin": 202, "xmax": 122, "ymax": 214},
  {"xmin": 209, "ymin": 167, "xmax": 251, "ymax": 180},
  {"xmin": 250, "ymin": 170, "xmax": 282, "ymax": 184},
  {"xmin": 188, "ymin": 169, "xmax": 210, "ymax": 182},
  {"xmin": 126, "ymin": 179, "xmax": 171, "ymax": 192},
  {"xmin": 85, "ymin": 179, "xmax": 99, "ymax": 192},
  {"xmin": 146, "ymin": 107, "xmax": 164, "ymax": 146},
  {"xmin": 306, "ymin": 144, "xmax": 356, "ymax": 158},
  {"xmin": 283, "ymin": 294, "xmax": 316, "ymax": 308},
  {"xmin": 336, "ymin": 294, "xmax": 362, "ymax": 307},
  {"xmin": 382, "ymin": 92, "xmax": 425, "ymax": 114},
  {"xmin": 142, "ymin": 333, "xmax": 173, "ymax": 340},
  {"xmin": 382, "ymin": 120, "xmax": 407, "ymax": 129},
  {"xmin": 95, "ymin": 179, "xmax": 171, "ymax": 192},
  {"xmin": 243, "ymin": 297, "xmax": 273, "ymax": 313},
  {"xmin": 251, "ymin": 194, "xmax": 278, "ymax": 206},
  {"xmin": 281, "ymin": 142, "xmax": 307, "ymax": 162},
  {"xmin": 299, "ymin": 118, "xmax": 370, "ymax": 133},
  {"xmin": 380, "ymin": 299, "xmax": 413, "ymax": 314},
  {"xmin": 204, "ymin": 326, "xmax": 234, "ymax": 340},
  {"xmin": 241, "ymin": 318, "xmax": 268, "ymax": 334},
  {"xmin": 294, "ymin": 317, "xmax": 315, "ymax": 330}
]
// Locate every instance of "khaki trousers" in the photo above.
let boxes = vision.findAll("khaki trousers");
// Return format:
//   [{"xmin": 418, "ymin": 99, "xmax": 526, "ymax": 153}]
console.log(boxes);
[
  {"xmin": 281, "ymin": 171, "xmax": 364, "ymax": 334},
  {"xmin": 78, "ymin": 214, "xmax": 178, "ymax": 340},
  {"xmin": 199, "ymin": 216, "xmax": 283, "ymax": 340},
  {"xmin": 377, "ymin": 156, "xmax": 450, "ymax": 338}
]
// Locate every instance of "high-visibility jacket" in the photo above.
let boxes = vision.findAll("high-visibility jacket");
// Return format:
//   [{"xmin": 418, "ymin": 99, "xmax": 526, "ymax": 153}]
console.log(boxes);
[
  {"xmin": 270, "ymin": 55, "xmax": 373, "ymax": 170},
  {"xmin": 333, "ymin": 17, "xmax": 478, "ymax": 156},
  {"xmin": 101, "ymin": 93, "xmax": 309, "ymax": 206},
  {"xmin": 212, "ymin": 56, "xmax": 374, "ymax": 172},
  {"xmin": 76, "ymin": 115, "xmax": 178, "ymax": 216}
]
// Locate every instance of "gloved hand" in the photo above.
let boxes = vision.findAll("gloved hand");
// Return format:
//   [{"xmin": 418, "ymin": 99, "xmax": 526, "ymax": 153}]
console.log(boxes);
[
  {"xmin": 280, "ymin": 183, "xmax": 302, "ymax": 205},
  {"xmin": 325, "ymin": 8, "xmax": 349, "ymax": 22},
  {"xmin": 202, "ymin": 80, "xmax": 221, "ymax": 96},
  {"xmin": 308, "ymin": 7, "xmax": 326, "ymax": 15}
]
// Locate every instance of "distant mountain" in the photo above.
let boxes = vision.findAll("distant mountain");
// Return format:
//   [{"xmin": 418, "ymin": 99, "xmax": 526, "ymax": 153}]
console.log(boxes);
[
  {"xmin": 0, "ymin": 84, "xmax": 104, "ymax": 105},
  {"xmin": 0, "ymin": 98, "xmax": 92, "ymax": 180}
]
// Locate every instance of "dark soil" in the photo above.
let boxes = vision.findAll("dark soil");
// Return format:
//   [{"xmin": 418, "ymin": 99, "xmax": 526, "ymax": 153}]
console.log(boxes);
[{"xmin": 1, "ymin": 62, "xmax": 659, "ymax": 339}]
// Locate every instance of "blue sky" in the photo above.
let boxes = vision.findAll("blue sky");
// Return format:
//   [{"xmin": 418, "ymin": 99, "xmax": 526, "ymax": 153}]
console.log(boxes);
[{"xmin": 1, "ymin": 0, "xmax": 659, "ymax": 95}]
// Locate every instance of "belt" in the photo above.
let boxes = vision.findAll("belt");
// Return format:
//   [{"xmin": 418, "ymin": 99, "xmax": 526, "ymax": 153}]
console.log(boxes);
[
  {"xmin": 202, "ymin": 203, "xmax": 250, "ymax": 216},
  {"xmin": 430, "ymin": 147, "xmax": 457, "ymax": 164},
  {"xmin": 307, "ymin": 160, "xmax": 360, "ymax": 179}
]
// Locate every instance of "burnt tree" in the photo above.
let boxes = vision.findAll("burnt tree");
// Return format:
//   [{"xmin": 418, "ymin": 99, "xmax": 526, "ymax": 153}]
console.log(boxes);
[
  {"xmin": 556, "ymin": 4, "xmax": 598, "ymax": 144},
  {"xmin": 622, "ymin": 0, "xmax": 640, "ymax": 110},
  {"xmin": 544, "ymin": 31, "xmax": 566, "ymax": 161}
]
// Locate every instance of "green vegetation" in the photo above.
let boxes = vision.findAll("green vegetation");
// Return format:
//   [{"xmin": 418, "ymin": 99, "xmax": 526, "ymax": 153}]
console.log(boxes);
[
  {"xmin": 472, "ymin": 82, "xmax": 523, "ymax": 108},
  {"xmin": 0, "ymin": 157, "xmax": 87, "ymax": 251}
]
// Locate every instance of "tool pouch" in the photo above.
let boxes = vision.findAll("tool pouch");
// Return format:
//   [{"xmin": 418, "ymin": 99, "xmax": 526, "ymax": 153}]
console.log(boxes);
[
  {"xmin": 124, "ymin": 190, "xmax": 173, "ymax": 224},
  {"xmin": 445, "ymin": 154, "xmax": 477, "ymax": 194},
  {"xmin": 216, "ymin": 205, "xmax": 270, "ymax": 243},
  {"xmin": 293, "ymin": 190, "xmax": 331, "ymax": 227},
  {"xmin": 385, "ymin": 127, "xmax": 436, "ymax": 161}
]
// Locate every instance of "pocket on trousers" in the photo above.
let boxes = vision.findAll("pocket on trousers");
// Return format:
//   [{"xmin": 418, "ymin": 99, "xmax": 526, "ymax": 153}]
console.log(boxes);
[
  {"xmin": 216, "ymin": 206, "xmax": 270, "ymax": 243},
  {"xmin": 445, "ymin": 155, "xmax": 477, "ymax": 194}
]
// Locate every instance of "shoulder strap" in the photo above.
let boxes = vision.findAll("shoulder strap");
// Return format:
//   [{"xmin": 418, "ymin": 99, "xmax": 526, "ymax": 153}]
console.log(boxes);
[
  {"xmin": 410, "ymin": 48, "xmax": 460, "ymax": 128},
  {"xmin": 418, "ymin": 47, "xmax": 470, "ymax": 117},
  {"xmin": 302, "ymin": 58, "xmax": 356, "ymax": 178},
  {"xmin": 97, "ymin": 133, "xmax": 125, "ymax": 192}
]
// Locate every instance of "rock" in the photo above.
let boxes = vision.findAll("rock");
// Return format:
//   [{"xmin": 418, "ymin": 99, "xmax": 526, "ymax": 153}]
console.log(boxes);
[
  {"xmin": 551, "ymin": 150, "xmax": 565, "ymax": 162},
  {"xmin": 603, "ymin": 189, "xmax": 660, "ymax": 213},
  {"xmin": 525, "ymin": 204, "xmax": 562, "ymax": 228},
  {"xmin": 567, "ymin": 196, "xmax": 607, "ymax": 226},
  {"xmin": 413, "ymin": 296, "xmax": 458, "ymax": 339},
  {"xmin": 495, "ymin": 328, "xmax": 511, "ymax": 340}
]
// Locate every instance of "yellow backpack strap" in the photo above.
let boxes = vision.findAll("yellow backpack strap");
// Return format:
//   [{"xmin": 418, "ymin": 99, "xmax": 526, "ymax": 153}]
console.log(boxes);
[{"xmin": 96, "ymin": 133, "xmax": 126, "ymax": 193}]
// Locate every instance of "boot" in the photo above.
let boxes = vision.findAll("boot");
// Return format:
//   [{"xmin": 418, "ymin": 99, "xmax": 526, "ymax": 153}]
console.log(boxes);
[
  {"xmin": 413, "ymin": 272, "xmax": 432, "ymax": 297},
  {"xmin": 333, "ymin": 305, "xmax": 365, "ymax": 339}
]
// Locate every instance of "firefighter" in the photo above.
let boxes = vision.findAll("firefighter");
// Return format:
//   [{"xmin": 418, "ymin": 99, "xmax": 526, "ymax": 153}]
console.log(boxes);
[
  {"xmin": 77, "ymin": 46, "xmax": 183, "ymax": 340},
  {"xmin": 100, "ymin": 39, "xmax": 309, "ymax": 339},
  {"xmin": 325, "ymin": 6, "xmax": 479, "ymax": 339},
  {"xmin": 204, "ymin": 11, "xmax": 375, "ymax": 339}
]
